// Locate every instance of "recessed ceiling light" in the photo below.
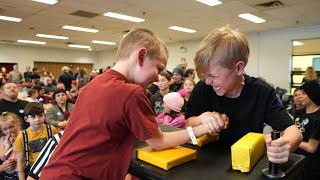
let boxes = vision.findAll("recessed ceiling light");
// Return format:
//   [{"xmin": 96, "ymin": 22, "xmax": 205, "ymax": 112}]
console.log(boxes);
[
  {"xmin": 195, "ymin": 0, "xmax": 222, "ymax": 6},
  {"xmin": 68, "ymin": 44, "xmax": 91, "ymax": 49},
  {"xmin": 88, "ymin": 48, "xmax": 92, "ymax": 51},
  {"xmin": 103, "ymin": 12, "xmax": 145, "ymax": 22},
  {"xmin": 293, "ymin": 41, "xmax": 303, "ymax": 46},
  {"xmin": 0, "ymin": 15, "xmax": 22, "ymax": 22},
  {"xmin": 32, "ymin": 0, "xmax": 58, "ymax": 5},
  {"xmin": 238, "ymin": 13, "xmax": 266, "ymax": 23},
  {"xmin": 17, "ymin": 40, "xmax": 46, "ymax": 45},
  {"xmin": 92, "ymin": 40, "xmax": 116, "ymax": 45},
  {"xmin": 169, "ymin": 26, "xmax": 196, "ymax": 33},
  {"xmin": 36, "ymin": 34, "xmax": 69, "ymax": 40},
  {"xmin": 62, "ymin": 25, "xmax": 99, "ymax": 33}
]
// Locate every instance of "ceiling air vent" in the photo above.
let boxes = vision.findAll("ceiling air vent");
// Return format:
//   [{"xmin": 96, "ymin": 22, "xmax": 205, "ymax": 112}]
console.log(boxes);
[
  {"xmin": 256, "ymin": 1, "xmax": 284, "ymax": 10},
  {"xmin": 70, "ymin": 10, "xmax": 99, "ymax": 18}
]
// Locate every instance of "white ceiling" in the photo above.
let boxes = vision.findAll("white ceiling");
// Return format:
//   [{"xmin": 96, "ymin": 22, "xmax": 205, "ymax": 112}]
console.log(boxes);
[{"xmin": 1, "ymin": 0, "xmax": 320, "ymax": 51}]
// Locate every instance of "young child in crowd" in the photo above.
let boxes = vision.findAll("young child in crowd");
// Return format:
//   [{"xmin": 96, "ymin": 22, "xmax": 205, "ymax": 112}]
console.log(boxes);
[
  {"xmin": 156, "ymin": 89, "xmax": 187, "ymax": 128},
  {"xmin": 0, "ymin": 112, "xmax": 21, "ymax": 179},
  {"xmin": 40, "ymin": 27, "xmax": 228, "ymax": 180},
  {"xmin": 14, "ymin": 102, "xmax": 57, "ymax": 180},
  {"xmin": 293, "ymin": 80, "xmax": 320, "ymax": 179}
]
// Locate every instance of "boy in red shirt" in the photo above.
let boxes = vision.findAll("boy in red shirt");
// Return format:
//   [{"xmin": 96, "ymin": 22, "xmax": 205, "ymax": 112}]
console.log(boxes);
[{"xmin": 40, "ymin": 27, "xmax": 228, "ymax": 180}]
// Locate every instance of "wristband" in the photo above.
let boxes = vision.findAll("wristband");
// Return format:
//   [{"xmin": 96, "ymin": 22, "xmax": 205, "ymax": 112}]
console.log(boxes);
[{"xmin": 186, "ymin": 126, "xmax": 198, "ymax": 145}]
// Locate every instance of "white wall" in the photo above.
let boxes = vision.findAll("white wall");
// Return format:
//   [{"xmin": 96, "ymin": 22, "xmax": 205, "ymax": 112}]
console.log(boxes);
[
  {"xmin": 0, "ymin": 44, "xmax": 98, "ymax": 71},
  {"xmin": 248, "ymin": 25, "xmax": 320, "ymax": 90}
]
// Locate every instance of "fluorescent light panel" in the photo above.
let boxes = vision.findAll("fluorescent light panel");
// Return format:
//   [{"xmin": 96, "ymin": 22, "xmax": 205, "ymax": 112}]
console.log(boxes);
[
  {"xmin": 36, "ymin": 34, "xmax": 68, "ymax": 40},
  {"xmin": 32, "ymin": 0, "xmax": 58, "ymax": 5},
  {"xmin": 293, "ymin": 41, "xmax": 303, "ymax": 46},
  {"xmin": 196, "ymin": 0, "xmax": 222, "ymax": 6},
  {"xmin": 62, "ymin": 25, "xmax": 99, "ymax": 33},
  {"xmin": 17, "ymin": 40, "xmax": 46, "ymax": 45},
  {"xmin": 68, "ymin": 44, "xmax": 91, "ymax": 49},
  {"xmin": 169, "ymin": 26, "xmax": 196, "ymax": 33},
  {"xmin": 92, "ymin": 40, "xmax": 116, "ymax": 45},
  {"xmin": 0, "ymin": 15, "xmax": 22, "ymax": 22},
  {"xmin": 238, "ymin": 13, "xmax": 266, "ymax": 23},
  {"xmin": 103, "ymin": 12, "xmax": 145, "ymax": 22}
]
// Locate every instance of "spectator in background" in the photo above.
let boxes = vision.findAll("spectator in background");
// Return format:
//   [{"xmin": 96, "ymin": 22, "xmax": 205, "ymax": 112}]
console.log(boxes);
[
  {"xmin": 44, "ymin": 78, "xmax": 56, "ymax": 95},
  {"xmin": 150, "ymin": 71, "xmax": 172, "ymax": 116},
  {"xmin": 24, "ymin": 66, "xmax": 32, "ymax": 80},
  {"xmin": 17, "ymin": 80, "xmax": 28, "ymax": 100},
  {"xmin": 58, "ymin": 66, "xmax": 74, "ymax": 91},
  {"xmin": 73, "ymin": 67, "xmax": 79, "ymax": 80},
  {"xmin": 29, "ymin": 68, "xmax": 40, "ymax": 81},
  {"xmin": 175, "ymin": 58, "xmax": 188, "ymax": 72},
  {"xmin": 76, "ymin": 68, "xmax": 89, "ymax": 87},
  {"xmin": 46, "ymin": 89, "xmax": 74, "ymax": 132},
  {"xmin": 89, "ymin": 70, "xmax": 98, "ymax": 81},
  {"xmin": 0, "ymin": 82, "xmax": 29, "ymax": 129},
  {"xmin": 0, "ymin": 67, "xmax": 9, "ymax": 81},
  {"xmin": 25, "ymin": 88, "xmax": 39, "ymax": 103},
  {"xmin": 40, "ymin": 71, "xmax": 50, "ymax": 86},
  {"xmin": 287, "ymin": 87, "xmax": 304, "ymax": 117},
  {"xmin": 169, "ymin": 68, "xmax": 184, "ymax": 92},
  {"xmin": 9, "ymin": 64, "xmax": 23, "ymax": 83},
  {"xmin": 302, "ymin": 66, "xmax": 318, "ymax": 83},
  {"xmin": 56, "ymin": 82, "xmax": 75, "ymax": 104},
  {"xmin": 184, "ymin": 68, "xmax": 196, "ymax": 80},
  {"xmin": 0, "ymin": 78, "xmax": 6, "ymax": 87}
]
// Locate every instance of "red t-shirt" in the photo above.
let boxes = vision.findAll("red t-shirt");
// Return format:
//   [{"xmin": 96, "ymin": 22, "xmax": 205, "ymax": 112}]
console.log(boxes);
[{"xmin": 40, "ymin": 70, "xmax": 158, "ymax": 180}]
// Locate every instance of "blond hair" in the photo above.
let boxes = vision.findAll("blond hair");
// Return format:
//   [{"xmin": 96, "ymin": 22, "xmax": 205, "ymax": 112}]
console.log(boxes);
[
  {"xmin": 304, "ymin": 66, "xmax": 318, "ymax": 81},
  {"xmin": 0, "ymin": 112, "xmax": 21, "ymax": 129},
  {"xmin": 194, "ymin": 25, "xmax": 249, "ymax": 80},
  {"xmin": 115, "ymin": 27, "xmax": 168, "ymax": 61}
]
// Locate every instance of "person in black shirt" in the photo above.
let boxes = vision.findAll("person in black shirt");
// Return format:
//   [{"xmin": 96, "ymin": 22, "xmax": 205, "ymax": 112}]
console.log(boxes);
[
  {"xmin": 294, "ymin": 80, "xmax": 320, "ymax": 180},
  {"xmin": 186, "ymin": 25, "xmax": 302, "ymax": 164},
  {"xmin": 0, "ymin": 82, "xmax": 29, "ymax": 129}
]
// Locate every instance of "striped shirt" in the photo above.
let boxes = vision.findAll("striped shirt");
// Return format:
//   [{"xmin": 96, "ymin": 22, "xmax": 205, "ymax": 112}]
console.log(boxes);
[{"xmin": 28, "ymin": 131, "xmax": 64, "ymax": 179}]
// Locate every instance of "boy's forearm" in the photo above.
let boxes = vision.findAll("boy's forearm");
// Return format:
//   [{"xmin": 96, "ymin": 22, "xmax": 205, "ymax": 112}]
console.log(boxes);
[
  {"xmin": 146, "ymin": 125, "xmax": 207, "ymax": 150},
  {"xmin": 185, "ymin": 116, "xmax": 201, "ymax": 127},
  {"xmin": 283, "ymin": 125, "xmax": 302, "ymax": 152}
]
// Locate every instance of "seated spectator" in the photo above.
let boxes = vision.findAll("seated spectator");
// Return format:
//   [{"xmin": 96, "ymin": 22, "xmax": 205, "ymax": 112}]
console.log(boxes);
[
  {"xmin": 45, "ymin": 89, "xmax": 74, "ymax": 132},
  {"xmin": 169, "ymin": 68, "xmax": 184, "ymax": 92},
  {"xmin": 184, "ymin": 68, "xmax": 196, "ymax": 80},
  {"xmin": 150, "ymin": 71, "xmax": 172, "ymax": 115},
  {"xmin": 25, "ymin": 88, "xmax": 39, "ymax": 103},
  {"xmin": 287, "ymin": 87, "xmax": 304, "ymax": 117}
]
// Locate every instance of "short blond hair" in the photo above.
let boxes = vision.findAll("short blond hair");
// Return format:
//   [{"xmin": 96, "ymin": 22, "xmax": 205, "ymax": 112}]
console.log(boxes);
[
  {"xmin": 0, "ymin": 112, "xmax": 21, "ymax": 129},
  {"xmin": 115, "ymin": 27, "xmax": 168, "ymax": 61},
  {"xmin": 194, "ymin": 25, "xmax": 249, "ymax": 80}
]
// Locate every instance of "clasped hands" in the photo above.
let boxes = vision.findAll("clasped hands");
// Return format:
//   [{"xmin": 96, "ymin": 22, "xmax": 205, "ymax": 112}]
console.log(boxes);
[{"xmin": 198, "ymin": 111, "xmax": 229, "ymax": 133}]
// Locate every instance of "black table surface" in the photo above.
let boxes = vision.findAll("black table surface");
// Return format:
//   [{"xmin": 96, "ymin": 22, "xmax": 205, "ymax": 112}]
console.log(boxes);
[{"xmin": 129, "ymin": 126, "xmax": 305, "ymax": 180}]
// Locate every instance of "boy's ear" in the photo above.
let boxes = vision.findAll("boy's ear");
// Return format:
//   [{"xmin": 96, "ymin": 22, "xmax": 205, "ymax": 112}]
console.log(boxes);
[
  {"xmin": 137, "ymin": 48, "xmax": 147, "ymax": 66},
  {"xmin": 235, "ymin": 61, "xmax": 245, "ymax": 75},
  {"xmin": 24, "ymin": 116, "xmax": 29, "ymax": 123}
]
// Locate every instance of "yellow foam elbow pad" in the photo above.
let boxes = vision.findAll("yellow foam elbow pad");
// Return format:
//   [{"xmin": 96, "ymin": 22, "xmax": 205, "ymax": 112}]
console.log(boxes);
[
  {"xmin": 136, "ymin": 146, "xmax": 197, "ymax": 170},
  {"xmin": 231, "ymin": 132, "xmax": 265, "ymax": 172},
  {"xmin": 188, "ymin": 132, "xmax": 220, "ymax": 147}
]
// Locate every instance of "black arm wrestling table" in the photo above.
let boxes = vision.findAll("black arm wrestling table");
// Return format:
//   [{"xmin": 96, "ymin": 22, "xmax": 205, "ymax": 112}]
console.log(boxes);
[{"xmin": 129, "ymin": 125, "xmax": 305, "ymax": 180}]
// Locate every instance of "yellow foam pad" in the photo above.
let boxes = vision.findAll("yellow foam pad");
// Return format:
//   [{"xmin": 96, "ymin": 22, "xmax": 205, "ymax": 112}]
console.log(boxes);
[
  {"xmin": 231, "ymin": 132, "xmax": 265, "ymax": 172},
  {"xmin": 188, "ymin": 132, "xmax": 220, "ymax": 147},
  {"xmin": 136, "ymin": 146, "xmax": 197, "ymax": 170}
]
